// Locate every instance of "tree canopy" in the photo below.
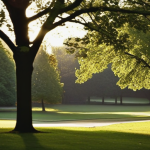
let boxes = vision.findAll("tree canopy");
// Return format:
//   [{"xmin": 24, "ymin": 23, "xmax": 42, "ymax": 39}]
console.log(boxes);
[
  {"xmin": 66, "ymin": 23, "xmax": 150, "ymax": 91},
  {"xmin": 54, "ymin": 46, "xmax": 150, "ymax": 104},
  {"xmin": 65, "ymin": 13, "xmax": 150, "ymax": 91}
]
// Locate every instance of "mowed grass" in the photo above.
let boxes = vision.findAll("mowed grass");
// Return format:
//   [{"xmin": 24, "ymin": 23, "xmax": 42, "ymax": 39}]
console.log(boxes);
[
  {"xmin": 0, "ymin": 105, "xmax": 150, "ymax": 122},
  {"xmin": 0, "ymin": 121, "xmax": 150, "ymax": 150},
  {"xmin": 0, "ymin": 104, "xmax": 150, "ymax": 150}
]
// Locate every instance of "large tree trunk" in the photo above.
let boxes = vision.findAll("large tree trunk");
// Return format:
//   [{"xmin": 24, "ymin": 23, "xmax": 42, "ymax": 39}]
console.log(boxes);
[{"xmin": 12, "ymin": 52, "xmax": 37, "ymax": 132}]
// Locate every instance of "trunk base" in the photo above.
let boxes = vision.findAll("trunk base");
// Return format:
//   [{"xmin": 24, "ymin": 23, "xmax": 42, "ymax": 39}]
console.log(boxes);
[{"xmin": 11, "ymin": 126, "xmax": 39, "ymax": 133}]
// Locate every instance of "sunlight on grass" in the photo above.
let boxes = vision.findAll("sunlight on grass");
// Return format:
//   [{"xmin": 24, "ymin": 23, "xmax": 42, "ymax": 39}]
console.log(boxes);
[
  {"xmin": 57, "ymin": 111, "xmax": 150, "ymax": 117},
  {"xmin": 32, "ymin": 107, "xmax": 59, "ymax": 112},
  {"xmin": 41, "ymin": 121, "xmax": 150, "ymax": 135},
  {"xmin": 1, "ymin": 122, "xmax": 150, "ymax": 150},
  {"xmin": 0, "ymin": 120, "xmax": 16, "ymax": 128},
  {"xmin": 0, "ymin": 122, "xmax": 150, "ymax": 150},
  {"xmin": 100, "ymin": 121, "xmax": 150, "ymax": 135}
]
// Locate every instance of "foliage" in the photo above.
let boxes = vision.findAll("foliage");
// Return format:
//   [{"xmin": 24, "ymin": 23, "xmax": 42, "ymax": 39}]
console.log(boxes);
[
  {"xmin": 32, "ymin": 47, "xmax": 63, "ymax": 104},
  {"xmin": 52, "ymin": 46, "xmax": 83, "ymax": 102},
  {"xmin": 0, "ymin": 41, "xmax": 16, "ymax": 106},
  {"xmin": 65, "ymin": 23, "xmax": 150, "ymax": 91},
  {"xmin": 53, "ymin": 46, "xmax": 149, "ymax": 103}
]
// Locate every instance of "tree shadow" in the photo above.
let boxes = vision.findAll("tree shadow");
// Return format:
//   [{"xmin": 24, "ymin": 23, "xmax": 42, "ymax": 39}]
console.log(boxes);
[
  {"xmin": 0, "ymin": 127, "xmax": 150, "ymax": 150},
  {"xmin": 18, "ymin": 132, "xmax": 51, "ymax": 150}
]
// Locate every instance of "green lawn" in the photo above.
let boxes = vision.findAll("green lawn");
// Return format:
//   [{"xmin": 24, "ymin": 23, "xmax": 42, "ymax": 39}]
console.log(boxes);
[
  {"xmin": 0, "ymin": 105, "xmax": 150, "ymax": 122},
  {"xmin": 0, "ymin": 121, "xmax": 150, "ymax": 150},
  {"xmin": 0, "ymin": 105, "xmax": 150, "ymax": 149}
]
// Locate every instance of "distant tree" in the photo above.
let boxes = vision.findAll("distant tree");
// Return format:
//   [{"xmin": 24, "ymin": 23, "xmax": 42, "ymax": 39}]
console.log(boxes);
[
  {"xmin": 52, "ymin": 46, "xmax": 82, "ymax": 103},
  {"xmin": 54, "ymin": 46, "xmax": 150, "ymax": 104},
  {"xmin": 0, "ymin": 41, "xmax": 16, "ymax": 106},
  {"xmin": 32, "ymin": 47, "xmax": 63, "ymax": 111}
]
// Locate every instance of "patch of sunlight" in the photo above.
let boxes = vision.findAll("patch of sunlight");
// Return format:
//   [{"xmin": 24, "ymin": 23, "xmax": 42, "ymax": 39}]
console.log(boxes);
[
  {"xmin": 32, "ymin": 107, "xmax": 59, "ymax": 112},
  {"xmin": 100, "ymin": 121, "xmax": 150, "ymax": 135},
  {"xmin": 57, "ymin": 111, "xmax": 150, "ymax": 115},
  {"xmin": 44, "ymin": 121, "xmax": 150, "ymax": 135},
  {"xmin": 0, "ymin": 120, "xmax": 16, "ymax": 128}
]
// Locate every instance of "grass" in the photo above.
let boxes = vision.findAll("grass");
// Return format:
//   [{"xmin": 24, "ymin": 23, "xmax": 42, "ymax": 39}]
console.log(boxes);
[
  {"xmin": 0, "ymin": 105, "xmax": 150, "ymax": 122},
  {"xmin": 0, "ymin": 121, "xmax": 150, "ymax": 150},
  {"xmin": 0, "ymin": 104, "xmax": 150, "ymax": 149}
]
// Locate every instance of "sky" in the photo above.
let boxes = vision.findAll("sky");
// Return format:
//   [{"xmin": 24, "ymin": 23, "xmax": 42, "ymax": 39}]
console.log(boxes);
[
  {"xmin": 26, "ymin": 7, "xmax": 87, "ymax": 53},
  {"xmin": 0, "ymin": 2, "xmax": 87, "ymax": 54}
]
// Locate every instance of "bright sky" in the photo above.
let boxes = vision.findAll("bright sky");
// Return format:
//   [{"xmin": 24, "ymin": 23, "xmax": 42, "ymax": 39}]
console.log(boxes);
[
  {"xmin": 0, "ymin": 2, "xmax": 87, "ymax": 54},
  {"xmin": 26, "ymin": 6, "xmax": 87, "ymax": 54}
]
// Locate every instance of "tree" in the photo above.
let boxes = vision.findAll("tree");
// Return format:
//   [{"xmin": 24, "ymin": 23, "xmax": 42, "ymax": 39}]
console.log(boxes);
[
  {"xmin": 53, "ymin": 46, "xmax": 86, "ymax": 103},
  {"xmin": 0, "ymin": 0, "xmax": 150, "ymax": 132},
  {"xmin": 54, "ymin": 46, "xmax": 150, "ymax": 104},
  {"xmin": 32, "ymin": 47, "xmax": 63, "ymax": 111},
  {"xmin": 0, "ymin": 41, "xmax": 16, "ymax": 106},
  {"xmin": 66, "ymin": 24, "xmax": 150, "ymax": 91}
]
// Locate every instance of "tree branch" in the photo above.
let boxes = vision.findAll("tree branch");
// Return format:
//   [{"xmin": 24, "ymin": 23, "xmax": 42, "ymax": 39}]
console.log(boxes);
[
  {"xmin": 0, "ymin": 30, "xmax": 17, "ymax": 53},
  {"xmin": 53, "ymin": 6, "xmax": 150, "ymax": 28},
  {"xmin": 60, "ymin": 0, "xmax": 84, "ymax": 13},
  {"xmin": 27, "ymin": 7, "xmax": 50, "ymax": 22},
  {"xmin": 27, "ymin": 0, "xmax": 57, "ymax": 22},
  {"xmin": 125, "ymin": 52, "xmax": 150, "ymax": 69},
  {"xmin": 27, "ymin": 0, "xmax": 83, "ymax": 22},
  {"xmin": 30, "ymin": 27, "xmax": 48, "ymax": 61}
]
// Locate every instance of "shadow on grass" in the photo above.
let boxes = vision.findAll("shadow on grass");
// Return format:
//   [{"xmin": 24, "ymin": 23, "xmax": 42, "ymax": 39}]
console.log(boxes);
[
  {"xmin": 0, "ymin": 128, "xmax": 50, "ymax": 150},
  {"xmin": 0, "ymin": 127, "xmax": 150, "ymax": 150}
]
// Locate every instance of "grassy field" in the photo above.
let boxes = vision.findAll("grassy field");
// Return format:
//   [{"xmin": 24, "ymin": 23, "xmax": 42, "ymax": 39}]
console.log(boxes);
[
  {"xmin": 0, "ymin": 105, "xmax": 150, "ymax": 122},
  {"xmin": 0, "ymin": 104, "xmax": 150, "ymax": 149},
  {"xmin": 0, "ymin": 121, "xmax": 150, "ymax": 150}
]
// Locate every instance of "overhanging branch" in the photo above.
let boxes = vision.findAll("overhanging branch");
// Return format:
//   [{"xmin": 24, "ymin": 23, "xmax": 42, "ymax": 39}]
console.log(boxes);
[
  {"xmin": 27, "ymin": 7, "xmax": 50, "ymax": 22},
  {"xmin": 125, "ymin": 52, "xmax": 150, "ymax": 69},
  {"xmin": 0, "ymin": 30, "xmax": 17, "ymax": 53},
  {"xmin": 53, "ymin": 6, "xmax": 150, "ymax": 28},
  {"xmin": 27, "ymin": 0, "xmax": 83, "ymax": 23},
  {"xmin": 60, "ymin": 0, "xmax": 84, "ymax": 13}
]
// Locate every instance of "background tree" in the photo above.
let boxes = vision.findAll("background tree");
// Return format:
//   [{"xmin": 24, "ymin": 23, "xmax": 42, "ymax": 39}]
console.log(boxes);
[
  {"xmin": 1, "ymin": 0, "xmax": 150, "ymax": 132},
  {"xmin": 0, "ymin": 41, "xmax": 16, "ymax": 106},
  {"xmin": 32, "ymin": 47, "xmax": 63, "ymax": 111},
  {"xmin": 53, "ymin": 46, "xmax": 150, "ymax": 104}
]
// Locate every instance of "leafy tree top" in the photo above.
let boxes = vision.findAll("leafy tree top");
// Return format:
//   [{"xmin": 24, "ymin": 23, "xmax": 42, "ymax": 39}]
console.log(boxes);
[{"xmin": 1, "ymin": 0, "xmax": 150, "ymax": 57}]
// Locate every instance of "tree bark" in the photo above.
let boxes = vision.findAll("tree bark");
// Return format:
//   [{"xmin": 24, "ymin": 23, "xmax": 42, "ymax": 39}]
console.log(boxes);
[
  {"xmin": 41, "ymin": 99, "xmax": 45, "ymax": 112},
  {"xmin": 12, "ymin": 52, "xmax": 37, "ymax": 132}
]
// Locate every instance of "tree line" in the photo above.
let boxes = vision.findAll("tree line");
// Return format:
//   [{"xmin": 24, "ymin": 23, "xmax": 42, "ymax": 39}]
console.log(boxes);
[
  {"xmin": 0, "ymin": 42, "xmax": 63, "ymax": 108},
  {"xmin": 53, "ymin": 46, "xmax": 150, "ymax": 104}
]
